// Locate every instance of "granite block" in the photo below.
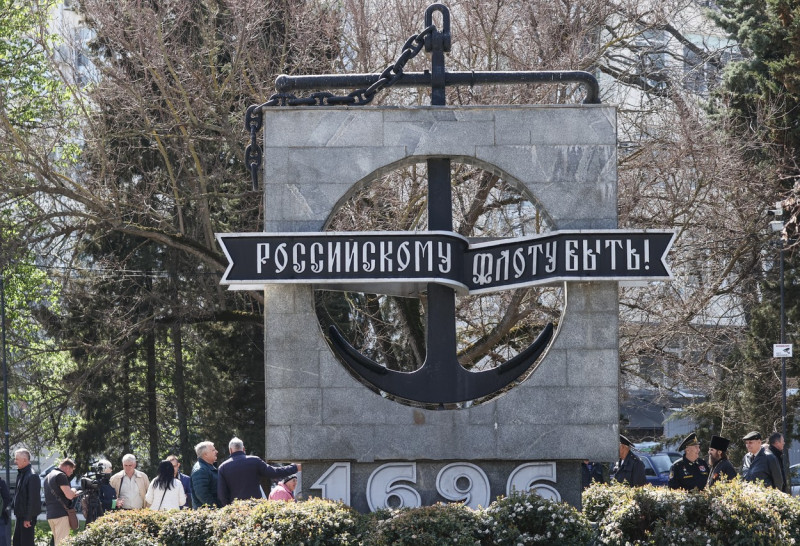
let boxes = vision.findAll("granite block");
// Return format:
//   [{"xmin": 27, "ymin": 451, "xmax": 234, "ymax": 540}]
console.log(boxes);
[
  {"xmin": 556, "ymin": 313, "xmax": 617, "ymax": 350},
  {"xmin": 518, "ymin": 348, "xmax": 567, "ymax": 387},
  {"xmin": 382, "ymin": 107, "xmax": 497, "ymax": 123},
  {"xmin": 264, "ymin": 109, "xmax": 385, "ymax": 148},
  {"xmin": 285, "ymin": 147, "xmax": 407, "ymax": 190},
  {"xmin": 266, "ymin": 388, "xmax": 322, "ymax": 425},
  {"xmin": 566, "ymin": 349, "xmax": 619, "ymax": 387},
  {"xmin": 385, "ymin": 119, "xmax": 494, "ymax": 157},
  {"xmin": 265, "ymin": 426, "xmax": 291, "ymax": 458},
  {"xmin": 319, "ymin": 351, "xmax": 366, "ymax": 388},
  {"xmin": 265, "ymin": 349, "xmax": 321, "ymax": 388},
  {"xmin": 497, "ymin": 423, "xmax": 618, "ymax": 460},
  {"xmin": 287, "ymin": 425, "xmax": 378, "ymax": 461},
  {"xmin": 322, "ymin": 387, "xmax": 391, "ymax": 425}
]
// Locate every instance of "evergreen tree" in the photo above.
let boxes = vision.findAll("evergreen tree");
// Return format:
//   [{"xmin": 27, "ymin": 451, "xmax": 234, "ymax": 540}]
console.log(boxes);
[{"xmin": 681, "ymin": 0, "xmax": 800, "ymax": 448}]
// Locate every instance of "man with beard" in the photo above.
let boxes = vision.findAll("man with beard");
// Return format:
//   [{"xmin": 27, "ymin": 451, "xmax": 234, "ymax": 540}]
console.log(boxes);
[
  {"xmin": 611, "ymin": 435, "xmax": 646, "ymax": 486},
  {"xmin": 707, "ymin": 435, "xmax": 736, "ymax": 487},
  {"xmin": 668, "ymin": 433, "xmax": 709, "ymax": 490}
]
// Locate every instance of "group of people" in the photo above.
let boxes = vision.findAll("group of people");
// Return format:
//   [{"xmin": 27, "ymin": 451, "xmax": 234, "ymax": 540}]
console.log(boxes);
[
  {"xmin": 3, "ymin": 437, "xmax": 301, "ymax": 546},
  {"xmin": 583, "ymin": 431, "xmax": 790, "ymax": 493}
]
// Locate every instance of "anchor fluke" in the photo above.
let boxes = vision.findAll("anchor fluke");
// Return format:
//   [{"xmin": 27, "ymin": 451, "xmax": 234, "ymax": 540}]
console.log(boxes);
[{"xmin": 327, "ymin": 321, "xmax": 555, "ymax": 405}]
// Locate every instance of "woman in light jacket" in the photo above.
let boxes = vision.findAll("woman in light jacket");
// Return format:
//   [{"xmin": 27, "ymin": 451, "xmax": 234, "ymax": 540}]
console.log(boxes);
[{"xmin": 146, "ymin": 460, "xmax": 186, "ymax": 510}]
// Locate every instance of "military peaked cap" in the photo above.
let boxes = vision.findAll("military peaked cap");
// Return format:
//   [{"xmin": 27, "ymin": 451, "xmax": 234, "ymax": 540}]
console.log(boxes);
[{"xmin": 678, "ymin": 433, "xmax": 700, "ymax": 452}]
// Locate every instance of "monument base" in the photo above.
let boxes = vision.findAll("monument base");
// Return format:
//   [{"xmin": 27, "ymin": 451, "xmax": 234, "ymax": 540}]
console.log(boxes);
[{"xmin": 292, "ymin": 460, "xmax": 582, "ymax": 512}]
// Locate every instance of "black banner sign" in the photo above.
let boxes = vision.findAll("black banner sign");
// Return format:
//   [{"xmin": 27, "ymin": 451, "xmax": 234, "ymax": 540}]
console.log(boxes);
[{"xmin": 217, "ymin": 230, "xmax": 675, "ymax": 295}]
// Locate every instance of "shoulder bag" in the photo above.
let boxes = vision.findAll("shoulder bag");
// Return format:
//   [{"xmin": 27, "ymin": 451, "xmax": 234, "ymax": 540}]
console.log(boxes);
[{"xmin": 48, "ymin": 476, "xmax": 79, "ymax": 530}]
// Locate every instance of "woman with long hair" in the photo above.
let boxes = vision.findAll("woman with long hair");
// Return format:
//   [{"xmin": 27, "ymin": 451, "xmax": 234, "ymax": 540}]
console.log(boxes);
[{"xmin": 145, "ymin": 460, "xmax": 186, "ymax": 510}]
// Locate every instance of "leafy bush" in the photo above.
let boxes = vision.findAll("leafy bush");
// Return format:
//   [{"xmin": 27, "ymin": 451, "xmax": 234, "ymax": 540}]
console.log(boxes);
[
  {"xmin": 158, "ymin": 507, "xmax": 218, "ymax": 546},
  {"xmin": 479, "ymin": 490, "xmax": 593, "ymax": 545},
  {"xmin": 366, "ymin": 503, "xmax": 482, "ymax": 546},
  {"xmin": 64, "ymin": 509, "xmax": 166, "ymax": 546},
  {"xmin": 218, "ymin": 497, "xmax": 365, "ymax": 546},
  {"xmin": 585, "ymin": 479, "xmax": 800, "ymax": 545},
  {"xmin": 62, "ymin": 483, "xmax": 800, "ymax": 546}
]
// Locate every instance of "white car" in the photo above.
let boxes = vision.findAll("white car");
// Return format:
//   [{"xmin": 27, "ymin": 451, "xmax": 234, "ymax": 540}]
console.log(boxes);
[{"xmin": 791, "ymin": 464, "xmax": 800, "ymax": 496}]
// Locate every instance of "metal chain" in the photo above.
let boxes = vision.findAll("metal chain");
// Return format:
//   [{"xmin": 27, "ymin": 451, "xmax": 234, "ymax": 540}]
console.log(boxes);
[{"xmin": 245, "ymin": 25, "xmax": 436, "ymax": 190}]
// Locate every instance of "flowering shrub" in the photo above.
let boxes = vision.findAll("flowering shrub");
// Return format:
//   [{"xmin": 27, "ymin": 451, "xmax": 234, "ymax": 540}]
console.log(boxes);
[
  {"xmin": 218, "ymin": 497, "xmax": 366, "ymax": 545},
  {"xmin": 158, "ymin": 507, "xmax": 218, "ymax": 546},
  {"xmin": 63, "ymin": 509, "xmax": 166, "ymax": 546},
  {"xmin": 63, "ymin": 483, "xmax": 800, "ymax": 546},
  {"xmin": 366, "ymin": 502, "xmax": 482, "ymax": 546},
  {"xmin": 585, "ymin": 478, "xmax": 800, "ymax": 545},
  {"xmin": 479, "ymin": 490, "xmax": 592, "ymax": 545}
]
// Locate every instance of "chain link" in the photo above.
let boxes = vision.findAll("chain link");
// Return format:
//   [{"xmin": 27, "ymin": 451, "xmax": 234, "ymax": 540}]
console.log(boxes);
[{"xmin": 245, "ymin": 25, "xmax": 435, "ymax": 189}]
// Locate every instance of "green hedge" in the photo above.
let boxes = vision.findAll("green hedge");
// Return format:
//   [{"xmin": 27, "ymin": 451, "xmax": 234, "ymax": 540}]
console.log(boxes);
[
  {"xmin": 62, "ymin": 481, "xmax": 800, "ymax": 546},
  {"xmin": 62, "ymin": 491, "xmax": 589, "ymax": 546},
  {"xmin": 584, "ymin": 479, "xmax": 800, "ymax": 545}
]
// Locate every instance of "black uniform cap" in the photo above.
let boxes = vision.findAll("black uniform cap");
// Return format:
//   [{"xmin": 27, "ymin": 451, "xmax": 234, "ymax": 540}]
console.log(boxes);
[
  {"xmin": 742, "ymin": 431, "xmax": 762, "ymax": 441},
  {"xmin": 709, "ymin": 435, "xmax": 730, "ymax": 452},
  {"xmin": 619, "ymin": 434, "xmax": 634, "ymax": 447},
  {"xmin": 678, "ymin": 433, "xmax": 700, "ymax": 452}
]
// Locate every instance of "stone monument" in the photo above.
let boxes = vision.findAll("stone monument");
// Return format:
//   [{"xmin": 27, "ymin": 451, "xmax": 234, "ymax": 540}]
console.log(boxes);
[{"xmin": 217, "ymin": 3, "xmax": 673, "ymax": 511}]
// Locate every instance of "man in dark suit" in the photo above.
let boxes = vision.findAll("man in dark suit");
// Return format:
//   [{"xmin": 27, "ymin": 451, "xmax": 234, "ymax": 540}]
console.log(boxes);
[
  {"xmin": 581, "ymin": 460, "xmax": 606, "ymax": 489},
  {"xmin": 741, "ymin": 431, "xmax": 784, "ymax": 489},
  {"xmin": 167, "ymin": 455, "xmax": 192, "ymax": 509},
  {"xmin": 767, "ymin": 432, "xmax": 789, "ymax": 493},
  {"xmin": 217, "ymin": 437, "xmax": 301, "ymax": 506},
  {"xmin": 611, "ymin": 435, "xmax": 646, "ymax": 486}
]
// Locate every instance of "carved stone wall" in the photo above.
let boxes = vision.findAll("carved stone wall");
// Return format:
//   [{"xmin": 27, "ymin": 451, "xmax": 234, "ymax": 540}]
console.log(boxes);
[{"xmin": 260, "ymin": 105, "xmax": 618, "ymax": 509}]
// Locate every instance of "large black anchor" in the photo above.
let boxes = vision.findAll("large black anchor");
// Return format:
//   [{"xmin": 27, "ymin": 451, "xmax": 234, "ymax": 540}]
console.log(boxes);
[{"xmin": 326, "ymin": 4, "xmax": 555, "ymax": 405}]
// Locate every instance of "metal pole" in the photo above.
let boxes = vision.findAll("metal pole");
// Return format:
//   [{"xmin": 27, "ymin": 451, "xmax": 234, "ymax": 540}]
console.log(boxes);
[
  {"xmin": 780, "ymin": 244, "xmax": 789, "ymax": 482},
  {"xmin": 0, "ymin": 270, "xmax": 9, "ymax": 490}
]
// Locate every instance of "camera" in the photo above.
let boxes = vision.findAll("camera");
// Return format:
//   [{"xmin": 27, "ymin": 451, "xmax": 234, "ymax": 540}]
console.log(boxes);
[
  {"xmin": 78, "ymin": 460, "xmax": 114, "ymax": 524},
  {"xmin": 80, "ymin": 462, "xmax": 108, "ymax": 491}
]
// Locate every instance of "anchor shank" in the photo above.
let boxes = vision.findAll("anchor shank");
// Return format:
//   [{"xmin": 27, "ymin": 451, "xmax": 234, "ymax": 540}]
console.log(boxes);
[{"xmin": 425, "ymin": 155, "xmax": 460, "ymax": 379}]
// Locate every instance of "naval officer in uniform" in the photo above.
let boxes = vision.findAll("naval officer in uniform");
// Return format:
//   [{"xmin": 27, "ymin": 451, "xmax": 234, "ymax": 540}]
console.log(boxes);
[
  {"xmin": 611, "ymin": 435, "xmax": 646, "ymax": 486},
  {"xmin": 668, "ymin": 432, "xmax": 709, "ymax": 490}
]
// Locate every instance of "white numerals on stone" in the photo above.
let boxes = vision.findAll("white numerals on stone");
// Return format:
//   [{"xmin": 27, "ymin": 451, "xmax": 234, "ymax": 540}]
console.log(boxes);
[
  {"xmin": 435, "ymin": 462, "xmax": 491, "ymax": 509},
  {"xmin": 506, "ymin": 462, "xmax": 561, "ymax": 501},
  {"xmin": 310, "ymin": 462, "xmax": 351, "ymax": 505},
  {"xmin": 366, "ymin": 462, "xmax": 422, "ymax": 511}
]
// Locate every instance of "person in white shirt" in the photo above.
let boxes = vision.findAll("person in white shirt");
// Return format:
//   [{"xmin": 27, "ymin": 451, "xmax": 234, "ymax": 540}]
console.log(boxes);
[
  {"xmin": 145, "ymin": 460, "xmax": 186, "ymax": 510},
  {"xmin": 109, "ymin": 454, "xmax": 149, "ymax": 509}
]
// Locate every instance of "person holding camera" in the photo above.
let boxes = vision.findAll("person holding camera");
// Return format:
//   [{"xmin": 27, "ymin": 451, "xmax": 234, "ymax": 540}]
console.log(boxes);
[
  {"xmin": 80, "ymin": 460, "xmax": 118, "ymax": 524},
  {"xmin": 44, "ymin": 459, "xmax": 78, "ymax": 546}
]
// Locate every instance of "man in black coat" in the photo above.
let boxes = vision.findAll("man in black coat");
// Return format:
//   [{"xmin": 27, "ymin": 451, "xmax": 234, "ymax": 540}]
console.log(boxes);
[
  {"xmin": 581, "ymin": 460, "xmax": 606, "ymax": 489},
  {"xmin": 12, "ymin": 448, "xmax": 41, "ymax": 546},
  {"xmin": 0, "ymin": 474, "xmax": 11, "ymax": 546},
  {"xmin": 611, "ymin": 435, "xmax": 646, "ymax": 486},
  {"xmin": 767, "ymin": 432, "xmax": 789, "ymax": 493},
  {"xmin": 217, "ymin": 437, "xmax": 301, "ymax": 506},
  {"xmin": 669, "ymin": 432, "xmax": 709, "ymax": 490},
  {"xmin": 707, "ymin": 435, "xmax": 736, "ymax": 487},
  {"xmin": 741, "ymin": 431, "xmax": 784, "ymax": 489}
]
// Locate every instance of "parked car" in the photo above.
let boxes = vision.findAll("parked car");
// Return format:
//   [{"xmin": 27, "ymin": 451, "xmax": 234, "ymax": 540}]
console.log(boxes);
[
  {"xmin": 791, "ymin": 463, "xmax": 800, "ymax": 496},
  {"xmin": 661, "ymin": 451, "xmax": 683, "ymax": 464},
  {"xmin": 638, "ymin": 452, "xmax": 673, "ymax": 486}
]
